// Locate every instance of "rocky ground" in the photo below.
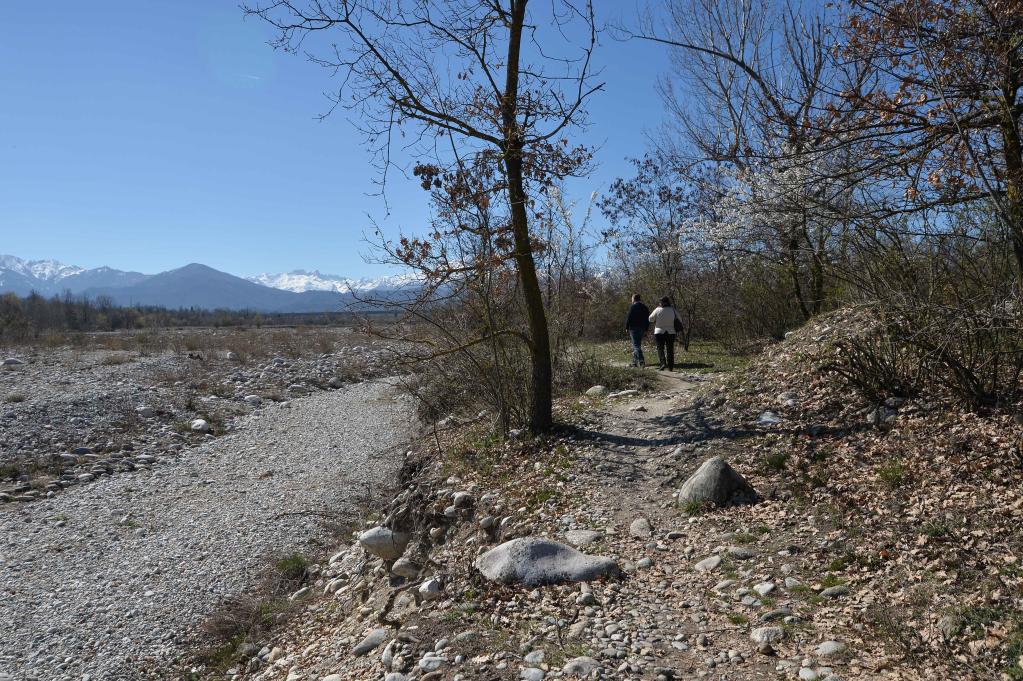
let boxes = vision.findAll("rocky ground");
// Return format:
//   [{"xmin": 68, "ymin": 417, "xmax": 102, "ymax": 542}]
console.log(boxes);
[
  {"xmin": 0, "ymin": 327, "xmax": 396, "ymax": 501},
  {"xmin": 219, "ymin": 319, "xmax": 1023, "ymax": 681},
  {"xmin": 0, "ymin": 329, "xmax": 416, "ymax": 680}
]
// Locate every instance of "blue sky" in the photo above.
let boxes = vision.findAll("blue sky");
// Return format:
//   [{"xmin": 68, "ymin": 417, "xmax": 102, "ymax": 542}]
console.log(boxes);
[{"xmin": 0, "ymin": 1, "xmax": 668, "ymax": 278}]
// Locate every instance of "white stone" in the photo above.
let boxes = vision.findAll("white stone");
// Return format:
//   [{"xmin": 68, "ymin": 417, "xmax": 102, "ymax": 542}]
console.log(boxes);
[
  {"xmin": 694, "ymin": 555, "xmax": 721, "ymax": 572},
  {"xmin": 419, "ymin": 578, "xmax": 443, "ymax": 600}
]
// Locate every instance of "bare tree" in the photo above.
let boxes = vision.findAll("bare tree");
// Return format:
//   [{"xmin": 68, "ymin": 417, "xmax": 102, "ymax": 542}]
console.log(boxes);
[
  {"xmin": 243, "ymin": 0, "xmax": 601, "ymax": 432},
  {"xmin": 838, "ymin": 0, "xmax": 1023, "ymax": 278},
  {"xmin": 627, "ymin": 0, "xmax": 863, "ymax": 319}
]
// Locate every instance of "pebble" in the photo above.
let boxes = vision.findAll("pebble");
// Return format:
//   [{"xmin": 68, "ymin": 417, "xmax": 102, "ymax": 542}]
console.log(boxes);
[
  {"xmin": 750, "ymin": 626, "xmax": 785, "ymax": 645},
  {"xmin": 816, "ymin": 640, "xmax": 846, "ymax": 656},
  {"xmin": 629, "ymin": 517, "xmax": 653, "ymax": 538},
  {"xmin": 695, "ymin": 555, "xmax": 721, "ymax": 572}
]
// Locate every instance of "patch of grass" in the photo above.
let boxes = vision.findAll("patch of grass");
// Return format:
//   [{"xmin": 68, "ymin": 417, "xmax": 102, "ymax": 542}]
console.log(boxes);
[
  {"xmin": 727, "ymin": 612, "xmax": 749, "ymax": 625},
  {"xmin": 546, "ymin": 642, "xmax": 593, "ymax": 669},
  {"xmin": 764, "ymin": 450, "xmax": 790, "ymax": 472},
  {"xmin": 196, "ymin": 551, "xmax": 313, "ymax": 672},
  {"xmin": 922, "ymin": 521, "xmax": 951, "ymax": 539},
  {"xmin": 556, "ymin": 347, "xmax": 655, "ymax": 396},
  {"xmin": 274, "ymin": 552, "xmax": 310, "ymax": 583},
  {"xmin": 525, "ymin": 487, "xmax": 557, "ymax": 509},
  {"xmin": 681, "ymin": 499, "xmax": 710, "ymax": 516},
  {"xmin": 3, "ymin": 393, "xmax": 26, "ymax": 403},
  {"xmin": 442, "ymin": 428, "xmax": 509, "ymax": 482},
  {"xmin": 878, "ymin": 459, "xmax": 909, "ymax": 488},
  {"xmin": 732, "ymin": 532, "xmax": 756, "ymax": 545},
  {"xmin": 789, "ymin": 584, "xmax": 824, "ymax": 605},
  {"xmin": 0, "ymin": 462, "xmax": 26, "ymax": 480},
  {"xmin": 586, "ymin": 339, "xmax": 748, "ymax": 375},
  {"xmin": 820, "ymin": 574, "xmax": 846, "ymax": 588},
  {"xmin": 827, "ymin": 552, "xmax": 856, "ymax": 573},
  {"xmin": 172, "ymin": 420, "xmax": 193, "ymax": 435}
]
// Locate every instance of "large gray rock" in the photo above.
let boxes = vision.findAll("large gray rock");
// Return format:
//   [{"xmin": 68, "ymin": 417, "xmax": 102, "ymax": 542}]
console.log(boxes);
[
  {"xmin": 358, "ymin": 526, "xmax": 411, "ymax": 561},
  {"xmin": 677, "ymin": 456, "xmax": 757, "ymax": 507},
  {"xmin": 475, "ymin": 537, "xmax": 621, "ymax": 586}
]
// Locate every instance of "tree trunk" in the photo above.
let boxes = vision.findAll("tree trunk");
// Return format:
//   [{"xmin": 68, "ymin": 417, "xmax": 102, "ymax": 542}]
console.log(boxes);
[
  {"xmin": 503, "ymin": 0, "xmax": 553, "ymax": 432},
  {"xmin": 1001, "ymin": 103, "xmax": 1023, "ymax": 279},
  {"xmin": 787, "ymin": 229, "xmax": 811, "ymax": 320}
]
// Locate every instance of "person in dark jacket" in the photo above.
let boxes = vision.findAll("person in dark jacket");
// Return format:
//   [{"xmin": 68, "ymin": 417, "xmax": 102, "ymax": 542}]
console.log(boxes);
[{"xmin": 624, "ymin": 294, "xmax": 650, "ymax": 367}]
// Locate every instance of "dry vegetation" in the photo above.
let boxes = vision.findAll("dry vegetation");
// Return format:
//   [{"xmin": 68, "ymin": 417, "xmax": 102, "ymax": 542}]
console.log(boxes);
[{"xmin": 708, "ymin": 311, "xmax": 1023, "ymax": 678}]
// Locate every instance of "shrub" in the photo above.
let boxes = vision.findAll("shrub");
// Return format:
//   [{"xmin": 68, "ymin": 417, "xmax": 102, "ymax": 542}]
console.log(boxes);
[
  {"xmin": 555, "ymin": 349, "xmax": 654, "ymax": 396},
  {"xmin": 274, "ymin": 553, "xmax": 310, "ymax": 583}
]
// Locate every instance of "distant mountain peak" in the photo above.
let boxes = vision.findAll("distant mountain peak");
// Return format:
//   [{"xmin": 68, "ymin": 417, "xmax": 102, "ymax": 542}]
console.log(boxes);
[
  {"xmin": 0, "ymin": 254, "xmax": 85, "ymax": 282},
  {"xmin": 248, "ymin": 270, "xmax": 410, "ymax": 293},
  {"xmin": 0, "ymin": 254, "xmax": 412, "ymax": 312}
]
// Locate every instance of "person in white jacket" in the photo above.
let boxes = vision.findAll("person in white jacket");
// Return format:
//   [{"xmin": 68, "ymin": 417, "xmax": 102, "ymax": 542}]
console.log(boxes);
[{"xmin": 648, "ymin": 296, "xmax": 679, "ymax": 371}]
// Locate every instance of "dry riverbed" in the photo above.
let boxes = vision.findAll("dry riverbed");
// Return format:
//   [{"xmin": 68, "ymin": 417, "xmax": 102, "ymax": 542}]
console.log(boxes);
[{"xmin": 0, "ymin": 331, "xmax": 415, "ymax": 680}]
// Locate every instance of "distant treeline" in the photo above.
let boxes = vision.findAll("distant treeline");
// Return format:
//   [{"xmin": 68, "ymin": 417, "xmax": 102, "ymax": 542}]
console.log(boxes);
[{"xmin": 0, "ymin": 291, "xmax": 392, "ymax": 341}]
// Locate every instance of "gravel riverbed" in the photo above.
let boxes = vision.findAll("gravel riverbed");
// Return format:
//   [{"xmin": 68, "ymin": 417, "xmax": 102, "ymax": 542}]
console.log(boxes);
[{"xmin": 0, "ymin": 379, "xmax": 413, "ymax": 680}]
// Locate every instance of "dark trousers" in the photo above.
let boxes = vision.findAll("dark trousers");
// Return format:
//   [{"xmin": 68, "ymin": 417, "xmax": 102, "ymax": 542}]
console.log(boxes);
[
  {"xmin": 628, "ymin": 328, "xmax": 645, "ymax": 366},
  {"xmin": 655, "ymin": 333, "xmax": 676, "ymax": 370}
]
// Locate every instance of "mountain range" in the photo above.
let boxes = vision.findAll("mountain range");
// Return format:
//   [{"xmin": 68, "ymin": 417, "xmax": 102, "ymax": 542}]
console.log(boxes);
[{"xmin": 0, "ymin": 255, "xmax": 411, "ymax": 312}]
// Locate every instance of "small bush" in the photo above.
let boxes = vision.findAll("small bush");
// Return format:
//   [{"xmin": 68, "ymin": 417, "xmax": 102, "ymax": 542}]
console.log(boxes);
[
  {"xmin": 0, "ymin": 462, "xmax": 27, "ymax": 480},
  {"xmin": 274, "ymin": 553, "xmax": 310, "ymax": 583},
  {"xmin": 4, "ymin": 393, "xmax": 26, "ymax": 403},
  {"xmin": 198, "ymin": 551, "xmax": 312, "ymax": 671},
  {"xmin": 556, "ymin": 349, "xmax": 654, "ymax": 396}
]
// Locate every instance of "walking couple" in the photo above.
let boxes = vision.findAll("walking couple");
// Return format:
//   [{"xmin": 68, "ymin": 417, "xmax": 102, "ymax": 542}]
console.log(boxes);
[{"xmin": 625, "ymin": 294, "xmax": 682, "ymax": 371}]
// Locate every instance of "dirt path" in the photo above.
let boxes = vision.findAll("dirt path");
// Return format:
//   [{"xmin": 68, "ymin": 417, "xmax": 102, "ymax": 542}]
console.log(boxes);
[
  {"xmin": 554, "ymin": 373, "xmax": 854, "ymax": 679},
  {"xmin": 227, "ymin": 370, "xmax": 868, "ymax": 681},
  {"xmin": 0, "ymin": 380, "xmax": 413, "ymax": 681}
]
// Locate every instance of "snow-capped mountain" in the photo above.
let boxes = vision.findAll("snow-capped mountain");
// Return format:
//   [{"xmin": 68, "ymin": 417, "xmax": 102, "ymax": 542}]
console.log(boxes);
[
  {"xmin": 248, "ymin": 269, "xmax": 413, "ymax": 293},
  {"xmin": 0, "ymin": 255, "xmax": 85, "ymax": 282},
  {"xmin": 0, "ymin": 255, "xmax": 412, "ymax": 311},
  {"xmin": 0, "ymin": 255, "xmax": 148, "ymax": 296}
]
